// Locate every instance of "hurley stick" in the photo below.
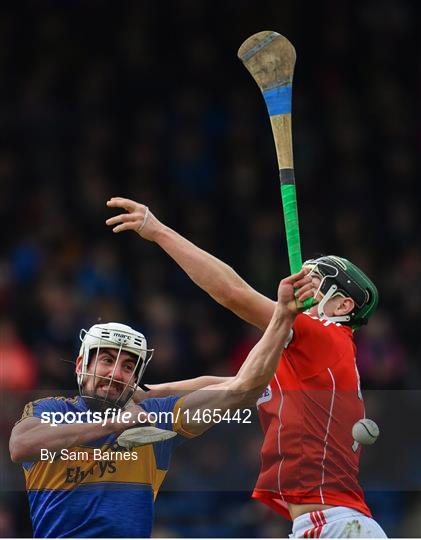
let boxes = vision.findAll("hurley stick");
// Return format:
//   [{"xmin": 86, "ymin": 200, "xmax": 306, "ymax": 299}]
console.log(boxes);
[{"xmin": 238, "ymin": 31, "xmax": 312, "ymax": 308}]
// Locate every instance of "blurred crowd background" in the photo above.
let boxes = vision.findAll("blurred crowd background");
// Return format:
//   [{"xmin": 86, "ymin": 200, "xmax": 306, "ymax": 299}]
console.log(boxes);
[{"xmin": 1, "ymin": 0, "xmax": 419, "ymax": 537}]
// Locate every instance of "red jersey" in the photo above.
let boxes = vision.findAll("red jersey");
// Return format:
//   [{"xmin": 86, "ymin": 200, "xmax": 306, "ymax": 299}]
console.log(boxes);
[{"xmin": 252, "ymin": 313, "xmax": 371, "ymax": 520}]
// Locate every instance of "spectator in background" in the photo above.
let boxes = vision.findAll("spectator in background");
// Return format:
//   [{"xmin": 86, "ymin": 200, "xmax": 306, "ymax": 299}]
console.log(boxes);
[
  {"xmin": 355, "ymin": 310, "xmax": 407, "ymax": 389},
  {"xmin": 0, "ymin": 503, "xmax": 16, "ymax": 538},
  {"xmin": 0, "ymin": 320, "xmax": 38, "ymax": 390}
]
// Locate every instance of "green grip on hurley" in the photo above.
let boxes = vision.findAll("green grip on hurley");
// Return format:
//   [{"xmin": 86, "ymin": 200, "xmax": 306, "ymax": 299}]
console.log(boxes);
[{"xmin": 280, "ymin": 183, "xmax": 313, "ymax": 309}]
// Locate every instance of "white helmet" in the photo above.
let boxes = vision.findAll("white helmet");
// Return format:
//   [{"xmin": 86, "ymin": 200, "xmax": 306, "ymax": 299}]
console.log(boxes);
[{"xmin": 78, "ymin": 322, "xmax": 153, "ymax": 408}]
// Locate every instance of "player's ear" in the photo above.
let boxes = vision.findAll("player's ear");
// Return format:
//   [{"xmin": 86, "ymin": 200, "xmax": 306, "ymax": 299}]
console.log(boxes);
[
  {"xmin": 75, "ymin": 356, "xmax": 83, "ymax": 375},
  {"xmin": 335, "ymin": 297, "xmax": 355, "ymax": 316}
]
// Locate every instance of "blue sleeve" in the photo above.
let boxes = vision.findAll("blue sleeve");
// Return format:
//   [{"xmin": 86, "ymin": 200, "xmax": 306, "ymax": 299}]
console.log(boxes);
[
  {"xmin": 140, "ymin": 396, "xmax": 180, "ymax": 430},
  {"xmin": 18, "ymin": 397, "xmax": 68, "ymax": 423},
  {"xmin": 18, "ymin": 398, "xmax": 69, "ymax": 471}
]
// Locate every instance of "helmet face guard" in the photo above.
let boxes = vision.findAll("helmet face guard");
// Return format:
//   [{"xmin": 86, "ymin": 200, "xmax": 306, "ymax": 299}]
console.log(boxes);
[
  {"xmin": 303, "ymin": 255, "xmax": 379, "ymax": 328},
  {"xmin": 77, "ymin": 323, "xmax": 154, "ymax": 410}
]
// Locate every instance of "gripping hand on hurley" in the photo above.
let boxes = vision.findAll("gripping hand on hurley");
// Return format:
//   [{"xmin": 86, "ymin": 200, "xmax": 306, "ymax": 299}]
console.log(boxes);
[{"xmin": 277, "ymin": 268, "xmax": 318, "ymax": 320}]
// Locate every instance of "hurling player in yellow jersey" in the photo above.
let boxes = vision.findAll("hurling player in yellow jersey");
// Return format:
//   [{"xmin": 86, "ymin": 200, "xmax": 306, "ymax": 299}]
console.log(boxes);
[{"xmin": 10, "ymin": 263, "xmax": 315, "ymax": 537}]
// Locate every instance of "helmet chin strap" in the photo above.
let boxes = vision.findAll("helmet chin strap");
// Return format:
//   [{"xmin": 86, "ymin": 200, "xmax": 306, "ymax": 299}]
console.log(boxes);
[{"xmin": 314, "ymin": 284, "xmax": 351, "ymax": 324}]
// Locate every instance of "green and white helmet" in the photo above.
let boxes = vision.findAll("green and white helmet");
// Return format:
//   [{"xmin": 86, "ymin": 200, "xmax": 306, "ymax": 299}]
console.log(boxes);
[{"xmin": 303, "ymin": 255, "xmax": 379, "ymax": 328}]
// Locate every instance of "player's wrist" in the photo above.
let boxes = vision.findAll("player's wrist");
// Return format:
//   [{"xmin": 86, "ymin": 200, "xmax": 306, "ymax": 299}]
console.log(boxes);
[
  {"xmin": 274, "ymin": 301, "xmax": 297, "ymax": 322},
  {"xmin": 270, "ymin": 311, "xmax": 295, "ymax": 337},
  {"xmin": 153, "ymin": 223, "xmax": 171, "ymax": 245},
  {"xmin": 101, "ymin": 419, "xmax": 126, "ymax": 435}
]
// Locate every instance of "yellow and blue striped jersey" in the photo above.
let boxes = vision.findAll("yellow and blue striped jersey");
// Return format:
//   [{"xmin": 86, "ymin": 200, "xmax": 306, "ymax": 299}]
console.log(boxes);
[{"xmin": 18, "ymin": 395, "xmax": 188, "ymax": 538}]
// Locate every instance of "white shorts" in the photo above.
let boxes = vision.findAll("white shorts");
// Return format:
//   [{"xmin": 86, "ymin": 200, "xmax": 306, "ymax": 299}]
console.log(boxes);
[{"xmin": 290, "ymin": 506, "xmax": 387, "ymax": 538}]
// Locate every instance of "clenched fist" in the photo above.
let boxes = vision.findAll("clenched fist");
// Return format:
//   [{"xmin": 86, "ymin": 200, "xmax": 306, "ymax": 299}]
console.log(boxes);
[{"xmin": 276, "ymin": 268, "xmax": 318, "ymax": 318}]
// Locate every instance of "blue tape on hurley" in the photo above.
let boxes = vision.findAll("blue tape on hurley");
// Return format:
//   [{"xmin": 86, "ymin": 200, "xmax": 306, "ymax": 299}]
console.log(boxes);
[{"xmin": 262, "ymin": 85, "xmax": 292, "ymax": 116}]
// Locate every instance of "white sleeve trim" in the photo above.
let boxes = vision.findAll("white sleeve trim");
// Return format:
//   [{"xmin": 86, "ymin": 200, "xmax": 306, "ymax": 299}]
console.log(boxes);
[{"xmin": 284, "ymin": 328, "xmax": 294, "ymax": 348}]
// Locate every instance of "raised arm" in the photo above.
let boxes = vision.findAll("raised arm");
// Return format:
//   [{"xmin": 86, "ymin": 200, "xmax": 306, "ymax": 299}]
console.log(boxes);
[
  {"xmin": 172, "ymin": 268, "xmax": 314, "ymax": 437},
  {"xmin": 106, "ymin": 197, "xmax": 275, "ymax": 330},
  {"xmin": 134, "ymin": 376, "xmax": 233, "ymax": 401}
]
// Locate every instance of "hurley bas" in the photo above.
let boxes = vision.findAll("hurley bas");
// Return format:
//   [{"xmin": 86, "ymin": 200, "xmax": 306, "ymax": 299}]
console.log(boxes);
[{"xmin": 40, "ymin": 448, "xmax": 138, "ymax": 463}]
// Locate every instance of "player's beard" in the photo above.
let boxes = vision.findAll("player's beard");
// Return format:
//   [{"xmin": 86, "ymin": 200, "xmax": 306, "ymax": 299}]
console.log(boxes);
[{"xmin": 82, "ymin": 379, "xmax": 132, "ymax": 412}]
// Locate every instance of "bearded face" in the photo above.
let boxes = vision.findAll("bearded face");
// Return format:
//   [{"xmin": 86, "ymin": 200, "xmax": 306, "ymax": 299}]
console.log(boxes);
[{"xmin": 76, "ymin": 348, "xmax": 138, "ymax": 410}]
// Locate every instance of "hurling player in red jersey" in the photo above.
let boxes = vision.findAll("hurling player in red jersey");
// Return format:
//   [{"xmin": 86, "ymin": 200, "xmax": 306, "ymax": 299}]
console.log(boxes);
[{"xmin": 106, "ymin": 198, "xmax": 387, "ymax": 538}]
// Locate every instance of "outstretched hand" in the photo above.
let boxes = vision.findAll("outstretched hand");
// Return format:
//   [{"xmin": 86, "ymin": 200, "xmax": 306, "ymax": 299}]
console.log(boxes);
[
  {"xmin": 106, "ymin": 197, "xmax": 164, "ymax": 242},
  {"xmin": 277, "ymin": 268, "xmax": 318, "ymax": 318}
]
